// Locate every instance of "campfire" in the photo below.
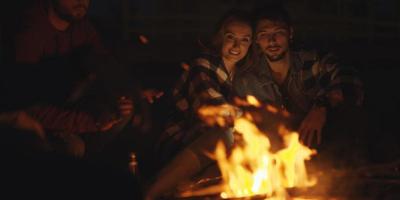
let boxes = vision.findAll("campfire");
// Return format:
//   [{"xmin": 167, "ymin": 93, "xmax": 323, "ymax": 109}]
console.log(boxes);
[
  {"xmin": 180, "ymin": 96, "xmax": 318, "ymax": 200},
  {"xmin": 216, "ymin": 117, "xmax": 317, "ymax": 199}
]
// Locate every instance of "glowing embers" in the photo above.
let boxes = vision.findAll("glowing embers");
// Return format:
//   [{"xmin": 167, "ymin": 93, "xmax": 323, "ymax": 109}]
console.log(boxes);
[{"xmin": 216, "ymin": 118, "xmax": 316, "ymax": 199}]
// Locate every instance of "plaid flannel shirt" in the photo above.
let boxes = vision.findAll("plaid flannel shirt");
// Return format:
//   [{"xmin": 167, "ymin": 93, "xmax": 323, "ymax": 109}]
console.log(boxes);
[
  {"xmin": 160, "ymin": 54, "xmax": 235, "ymax": 147},
  {"xmin": 235, "ymin": 50, "xmax": 364, "ymax": 120}
]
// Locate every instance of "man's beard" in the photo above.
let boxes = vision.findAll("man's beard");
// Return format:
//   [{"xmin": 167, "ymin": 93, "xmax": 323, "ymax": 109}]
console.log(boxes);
[
  {"xmin": 55, "ymin": 6, "xmax": 87, "ymax": 22},
  {"xmin": 265, "ymin": 49, "xmax": 287, "ymax": 62}
]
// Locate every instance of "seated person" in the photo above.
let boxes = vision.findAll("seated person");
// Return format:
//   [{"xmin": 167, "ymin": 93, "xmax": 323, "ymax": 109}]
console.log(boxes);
[
  {"xmin": 145, "ymin": 9, "xmax": 254, "ymax": 199},
  {"xmin": 2, "ymin": 0, "xmax": 147, "ymax": 158},
  {"xmin": 234, "ymin": 5, "xmax": 365, "ymax": 166}
]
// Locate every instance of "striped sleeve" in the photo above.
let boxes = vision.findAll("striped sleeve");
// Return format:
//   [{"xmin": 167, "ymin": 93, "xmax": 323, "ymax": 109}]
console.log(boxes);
[
  {"xmin": 189, "ymin": 58, "xmax": 228, "ymax": 111},
  {"xmin": 313, "ymin": 53, "xmax": 364, "ymax": 106}
]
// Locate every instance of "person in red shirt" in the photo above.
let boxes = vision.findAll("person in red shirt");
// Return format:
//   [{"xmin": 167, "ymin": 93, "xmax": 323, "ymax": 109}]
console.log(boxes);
[{"xmin": 4, "ymin": 0, "xmax": 137, "ymax": 158}]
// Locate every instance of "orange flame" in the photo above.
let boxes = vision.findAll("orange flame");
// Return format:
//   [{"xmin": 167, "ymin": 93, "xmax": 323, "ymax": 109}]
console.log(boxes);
[
  {"xmin": 194, "ymin": 96, "xmax": 317, "ymax": 199},
  {"xmin": 266, "ymin": 104, "xmax": 279, "ymax": 114},
  {"xmin": 247, "ymin": 95, "xmax": 261, "ymax": 107},
  {"xmin": 216, "ymin": 118, "xmax": 317, "ymax": 199}
]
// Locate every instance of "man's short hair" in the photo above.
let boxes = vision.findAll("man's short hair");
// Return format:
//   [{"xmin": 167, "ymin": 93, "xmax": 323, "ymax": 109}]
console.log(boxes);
[{"xmin": 253, "ymin": 4, "xmax": 292, "ymax": 28}]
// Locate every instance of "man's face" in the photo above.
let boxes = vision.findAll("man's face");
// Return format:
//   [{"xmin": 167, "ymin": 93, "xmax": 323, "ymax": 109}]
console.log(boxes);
[
  {"xmin": 55, "ymin": 0, "xmax": 90, "ymax": 21},
  {"xmin": 221, "ymin": 21, "xmax": 252, "ymax": 65},
  {"xmin": 255, "ymin": 19, "xmax": 292, "ymax": 62}
]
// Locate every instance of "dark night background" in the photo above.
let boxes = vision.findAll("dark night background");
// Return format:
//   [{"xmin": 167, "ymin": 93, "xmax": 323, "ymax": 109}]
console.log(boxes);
[{"xmin": 1, "ymin": 0, "xmax": 400, "ymax": 199}]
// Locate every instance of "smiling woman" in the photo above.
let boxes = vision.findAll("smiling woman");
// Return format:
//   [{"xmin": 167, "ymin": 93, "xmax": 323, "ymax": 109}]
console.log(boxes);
[
  {"xmin": 220, "ymin": 21, "xmax": 252, "ymax": 79},
  {"xmin": 157, "ymin": 9, "xmax": 254, "ymax": 164},
  {"xmin": 210, "ymin": 10, "xmax": 255, "ymax": 76},
  {"xmin": 145, "ymin": 9, "xmax": 255, "ymax": 200}
]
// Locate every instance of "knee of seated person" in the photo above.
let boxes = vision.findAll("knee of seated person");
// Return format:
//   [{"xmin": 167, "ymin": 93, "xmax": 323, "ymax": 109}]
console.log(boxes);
[{"xmin": 188, "ymin": 127, "xmax": 234, "ymax": 167}]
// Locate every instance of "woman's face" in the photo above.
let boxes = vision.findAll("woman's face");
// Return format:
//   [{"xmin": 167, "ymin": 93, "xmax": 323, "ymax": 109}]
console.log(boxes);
[{"xmin": 221, "ymin": 21, "xmax": 252, "ymax": 65}]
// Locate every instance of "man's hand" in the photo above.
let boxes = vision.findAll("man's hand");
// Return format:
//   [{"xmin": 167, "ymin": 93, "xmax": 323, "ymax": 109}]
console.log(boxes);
[
  {"xmin": 299, "ymin": 106, "xmax": 327, "ymax": 147},
  {"xmin": 13, "ymin": 111, "xmax": 46, "ymax": 140},
  {"xmin": 141, "ymin": 89, "xmax": 164, "ymax": 104}
]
